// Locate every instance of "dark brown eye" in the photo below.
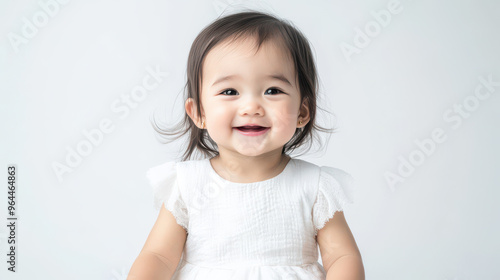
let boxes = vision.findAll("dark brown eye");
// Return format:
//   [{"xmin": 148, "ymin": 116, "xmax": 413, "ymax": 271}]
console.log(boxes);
[
  {"xmin": 219, "ymin": 88, "xmax": 285, "ymax": 96},
  {"xmin": 265, "ymin": 88, "xmax": 285, "ymax": 95},
  {"xmin": 219, "ymin": 89, "xmax": 238, "ymax": 95}
]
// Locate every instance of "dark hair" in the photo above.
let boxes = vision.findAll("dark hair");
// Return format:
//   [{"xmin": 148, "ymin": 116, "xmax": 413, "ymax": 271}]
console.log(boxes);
[{"xmin": 150, "ymin": 10, "xmax": 337, "ymax": 161}]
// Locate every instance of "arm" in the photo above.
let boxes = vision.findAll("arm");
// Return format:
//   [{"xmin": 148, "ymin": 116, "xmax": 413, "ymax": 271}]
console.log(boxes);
[
  {"xmin": 317, "ymin": 211, "xmax": 365, "ymax": 280},
  {"xmin": 128, "ymin": 203, "xmax": 187, "ymax": 280}
]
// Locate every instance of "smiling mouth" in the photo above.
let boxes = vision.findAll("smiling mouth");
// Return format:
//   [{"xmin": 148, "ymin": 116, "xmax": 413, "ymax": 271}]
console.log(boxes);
[{"xmin": 235, "ymin": 126, "xmax": 268, "ymax": 132}]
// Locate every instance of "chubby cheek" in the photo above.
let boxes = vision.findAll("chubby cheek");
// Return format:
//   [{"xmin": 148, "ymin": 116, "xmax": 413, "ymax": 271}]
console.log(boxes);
[
  {"xmin": 270, "ymin": 105, "xmax": 298, "ymax": 137},
  {"xmin": 205, "ymin": 104, "xmax": 234, "ymax": 134}
]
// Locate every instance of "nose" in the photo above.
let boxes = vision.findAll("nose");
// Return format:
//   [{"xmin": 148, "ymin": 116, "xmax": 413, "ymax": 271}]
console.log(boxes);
[{"xmin": 238, "ymin": 94, "xmax": 265, "ymax": 116}]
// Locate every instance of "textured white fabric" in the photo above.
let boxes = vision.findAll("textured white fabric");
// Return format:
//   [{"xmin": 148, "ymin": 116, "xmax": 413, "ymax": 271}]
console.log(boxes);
[
  {"xmin": 145, "ymin": 157, "xmax": 355, "ymax": 280},
  {"xmin": 312, "ymin": 166, "xmax": 355, "ymax": 236},
  {"xmin": 146, "ymin": 161, "xmax": 189, "ymax": 231}
]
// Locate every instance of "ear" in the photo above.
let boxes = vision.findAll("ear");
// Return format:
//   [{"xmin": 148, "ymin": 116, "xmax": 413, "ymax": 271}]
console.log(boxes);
[
  {"xmin": 185, "ymin": 98, "xmax": 203, "ymax": 129},
  {"xmin": 298, "ymin": 98, "xmax": 311, "ymax": 128}
]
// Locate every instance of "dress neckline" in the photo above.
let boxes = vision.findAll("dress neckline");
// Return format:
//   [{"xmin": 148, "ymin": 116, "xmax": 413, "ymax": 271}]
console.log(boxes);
[{"xmin": 205, "ymin": 156, "xmax": 294, "ymax": 186}]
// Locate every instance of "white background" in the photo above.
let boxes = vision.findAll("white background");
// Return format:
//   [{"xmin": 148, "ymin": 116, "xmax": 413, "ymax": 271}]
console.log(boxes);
[{"xmin": 1, "ymin": 0, "xmax": 499, "ymax": 279}]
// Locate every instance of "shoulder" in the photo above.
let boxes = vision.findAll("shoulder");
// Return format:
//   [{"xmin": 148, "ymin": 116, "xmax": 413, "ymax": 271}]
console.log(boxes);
[
  {"xmin": 174, "ymin": 158, "xmax": 208, "ymax": 184},
  {"xmin": 286, "ymin": 158, "xmax": 354, "ymax": 182},
  {"xmin": 145, "ymin": 161, "xmax": 179, "ymax": 210},
  {"xmin": 285, "ymin": 159, "xmax": 320, "ymax": 196},
  {"xmin": 291, "ymin": 159, "xmax": 355, "ymax": 191},
  {"xmin": 175, "ymin": 158, "xmax": 206, "ymax": 170},
  {"xmin": 317, "ymin": 163, "xmax": 355, "ymax": 203},
  {"xmin": 291, "ymin": 158, "xmax": 317, "ymax": 169},
  {"xmin": 288, "ymin": 158, "xmax": 321, "ymax": 178},
  {"xmin": 146, "ymin": 158, "xmax": 205, "ymax": 177},
  {"xmin": 145, "ymin": 158, "xmax": 205, "ymax": 213},
  {"xmin": 146, "ymin": 158, "xmax": 208, "ymax": 185},
  {"xmin": 319, "ymin": 166, "xmax": 355, "ymax": 187}
]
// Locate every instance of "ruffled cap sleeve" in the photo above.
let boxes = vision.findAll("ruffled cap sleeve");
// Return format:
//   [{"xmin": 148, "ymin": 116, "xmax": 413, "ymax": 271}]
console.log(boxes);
[
  {"xmin": 146, "ymin": 161, "xmax": 188, "ymax": 231},
  {"xmin": 312, "ymin": 166, "xmax": 356, "ymax": 234}
]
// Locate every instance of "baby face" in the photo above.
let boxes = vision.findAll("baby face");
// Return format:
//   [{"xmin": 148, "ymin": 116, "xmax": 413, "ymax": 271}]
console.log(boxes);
[{"xmin": 198, "ymin": 36, "xmax": 304, "ymax": 158}]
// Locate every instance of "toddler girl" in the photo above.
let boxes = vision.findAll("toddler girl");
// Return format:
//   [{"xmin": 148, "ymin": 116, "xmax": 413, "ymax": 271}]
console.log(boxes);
[{"xmin": 129, "ymin": 10, "xmax": 364, "ymax": 280}]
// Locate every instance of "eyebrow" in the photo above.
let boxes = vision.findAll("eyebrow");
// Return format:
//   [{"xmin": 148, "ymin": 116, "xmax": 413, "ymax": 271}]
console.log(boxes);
[{"xmin": 211, "ymin": 74, "xmax": 293, "ymax": 87}]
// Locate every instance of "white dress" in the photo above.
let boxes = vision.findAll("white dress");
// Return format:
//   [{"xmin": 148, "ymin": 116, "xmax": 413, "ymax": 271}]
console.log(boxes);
[{"xmin": 146, "ymin": 157, "xmax": 356, "ymax": 280}]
